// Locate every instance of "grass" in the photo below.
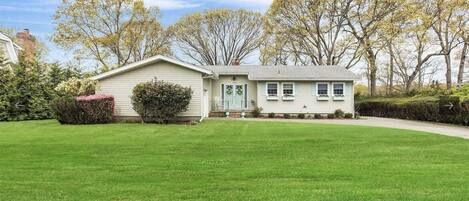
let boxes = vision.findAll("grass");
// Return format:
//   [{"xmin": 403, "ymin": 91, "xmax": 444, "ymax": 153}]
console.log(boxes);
[{"xmin": 1, "ymin": 120, "xmax": 469, "ymax": 201}]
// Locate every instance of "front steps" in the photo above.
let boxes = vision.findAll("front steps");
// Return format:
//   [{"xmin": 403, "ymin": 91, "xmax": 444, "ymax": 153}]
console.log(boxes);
[{"xmin": 209, "ymin": 111, "xmax": 251, "ymax": 118}]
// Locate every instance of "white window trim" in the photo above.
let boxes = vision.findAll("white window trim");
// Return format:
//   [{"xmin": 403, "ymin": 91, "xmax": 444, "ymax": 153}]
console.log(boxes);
[
  {"xmin": 332, "ymin": 82, "xmax": 345, "ymax": 96},
  {"xmin": 316, "ymin": 82, "xmax": 330, "ymax": 96},
  {"xmin": 266, "ymin": 82, "xmax": 279, "ymax": 97},
  {"xmin": 281, "ymin": 82, "xmax": 295, "ymax": 97}
]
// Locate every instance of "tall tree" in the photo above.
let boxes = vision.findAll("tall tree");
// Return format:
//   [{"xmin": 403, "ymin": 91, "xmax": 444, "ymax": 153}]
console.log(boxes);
[
  {"xmin": 379, "ymin": 2, "xmax": 411, "ymax": 94},
  {"xmin": 168, "ymin": 9, "xmax": 263, "ymax": 65},
  {"xmin": 53, "ymin": 0, "xmax": 171, "ymax": 72},
  {"xmin": 456, "ymin": 4, "xmax": 468, "ymax": 85},
  {"xmin": 389, "ymin": 12, "xmax": 446, "ymax": 92},
  {"xmin": 342, "ymin": 0, "xmax": 402, "ymax": 95},
  {"xmin": 262, "ymin": 0, "xmax": 361, "ymax": 68},
  {"xmin": 429, "ymin": 0, "xmax": 467, "ymax": 89},
  {"xmin": 457, "ymin": 38, "xmax": 468, "ymax": 85}
]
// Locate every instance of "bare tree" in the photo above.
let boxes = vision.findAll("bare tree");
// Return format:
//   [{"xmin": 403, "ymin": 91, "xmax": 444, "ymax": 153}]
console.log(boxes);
[
  {"xmin": 390, "ymin": 15, "xmax": 446, "ymax": 92},
  {"xmin": 429, "ymin": 0, "xmax": 466, "ymax": 89},
  {"xmin": 261, "ymin": 0, "xmax": 361, "ymax": 68},
  {"xmin": 341, "ymin": 0, "xmax": 402, "ymax": 95},
  {"xmin": 456, "ymin": 14, "xmax": 468, "ymax": 84},
  {"xmin": 169, "ymin": 9, "xmax": 263, "ymax": 65},
  {"xmin": 457, "ymin": 41, "xmax": 468, "ymax": 84}
]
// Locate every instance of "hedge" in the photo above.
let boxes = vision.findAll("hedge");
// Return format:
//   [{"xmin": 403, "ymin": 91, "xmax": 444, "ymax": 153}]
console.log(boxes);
[
  {"xmin": 51, "ymin": 94, "xmax": 114, "ymax": 124},
  {"xmin": 356, "ymin": 96, "xmax": 469, "ymax": 126}
]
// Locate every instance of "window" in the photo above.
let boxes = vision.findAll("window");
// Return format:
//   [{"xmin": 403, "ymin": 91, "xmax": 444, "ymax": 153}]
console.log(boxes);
[
  {"xmin": 317, "ymin": 83, "xmax": 329, "ymax": 96},
  {"xmin": 266, "ymin": 83, "xmax": 278, "ymax": 96},
  {"xmin": 333, "ymin": 83, "xmax": 344, "ymax": 96},
  {"xmin": 282, "ymin": 83, "xmax": 294, "ymax": 96}
]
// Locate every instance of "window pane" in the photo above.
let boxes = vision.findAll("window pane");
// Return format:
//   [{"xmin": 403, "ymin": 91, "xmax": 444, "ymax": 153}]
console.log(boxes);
[
  {"xmin": 333, "ymin": 84, "xmax": 344, "ymax": 95},
  {"xmin": 267, "ymin": 83, "xmax": 278, "ymax": 96},
  {"xmin": 283, "ymin": 83, "xmax": 294, "ymax": 95},
  {"xmin": 317, "ymin": 84, "xmax": 328, "ymax": 95}
]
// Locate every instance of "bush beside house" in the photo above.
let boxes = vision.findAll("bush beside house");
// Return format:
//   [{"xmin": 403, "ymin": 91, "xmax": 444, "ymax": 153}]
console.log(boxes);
[
  {"xmin": 51, "ymin": 94, "xmax": 115, "ymax": 124},
  {"xmin": 131, "ymin": 80, "xmax": 192, "ymax": 123}
]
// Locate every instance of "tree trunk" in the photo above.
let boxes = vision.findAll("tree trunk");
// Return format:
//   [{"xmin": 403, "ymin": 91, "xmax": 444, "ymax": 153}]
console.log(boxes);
[
  {"xmin": 457, "ymin": 42, "xmax": 467, "ymax": 84},
  {"xmin": 387, "ymin": 43, "xmax": 394, "ymax": 95},
  {"xmin": 369, "ymin": 61, "xmax": 377, "ymax": 96},
  {"xmin": 445, "ymin": 54, "xmax": 452, "ymax": 89},
  {"xmin": 405, "ymin": 79, "xmax": 412, "ymax": 93},
  {"xmin": 365, "ymin": 49, "xmax": 377, "ymax": 96},
  {"xmin": 418, "ymin": 69, "xmax": 423, "ymax": 87}
]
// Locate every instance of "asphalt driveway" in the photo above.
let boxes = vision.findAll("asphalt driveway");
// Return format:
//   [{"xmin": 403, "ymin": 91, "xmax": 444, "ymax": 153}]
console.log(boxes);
[{"xmin": 209, "ymin": 117, "xmax": 469, "ymax": 139}]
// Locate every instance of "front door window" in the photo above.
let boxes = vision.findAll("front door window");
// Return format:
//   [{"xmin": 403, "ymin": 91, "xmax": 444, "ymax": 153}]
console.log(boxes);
[{"xmin": 224, "ymin": 84, "xmax": 244, "ymax": 110}]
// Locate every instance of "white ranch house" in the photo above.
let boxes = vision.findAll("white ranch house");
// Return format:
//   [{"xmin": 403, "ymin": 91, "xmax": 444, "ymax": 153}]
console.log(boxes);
[{"xmin": 92, "ymin": 55, "xmax": 360, "ymax": 121}]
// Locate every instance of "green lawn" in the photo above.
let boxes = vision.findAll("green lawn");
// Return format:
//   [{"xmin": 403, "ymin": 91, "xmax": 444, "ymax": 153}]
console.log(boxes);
[{"xmin": 1, "ymin": 120, "xmax": 469, "ymax": 201}]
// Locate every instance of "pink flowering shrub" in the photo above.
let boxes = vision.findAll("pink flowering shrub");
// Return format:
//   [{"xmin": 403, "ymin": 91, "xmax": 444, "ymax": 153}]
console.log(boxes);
[
  {"xmin": 75, "ymin": 94, "xmax": 114, "ymax": 102},
  {"xmin": 51, "ymin": 94, "xmax": 115, "ymax": 124}
]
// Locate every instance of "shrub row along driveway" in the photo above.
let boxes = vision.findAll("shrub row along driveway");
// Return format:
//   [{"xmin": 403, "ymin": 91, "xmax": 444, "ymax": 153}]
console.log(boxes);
[
  {"xmin": 1, "ymin": 120, "xmax": 469, "ymax": 200},
  {"xmin": 217, "ymin": 117, "xmax": 469, "ymax": 139}
]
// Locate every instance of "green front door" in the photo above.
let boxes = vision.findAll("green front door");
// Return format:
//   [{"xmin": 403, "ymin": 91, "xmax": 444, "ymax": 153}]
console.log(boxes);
[{"xmin": 224, "ymin": 84, "xmax": 244, "ymax": 110}]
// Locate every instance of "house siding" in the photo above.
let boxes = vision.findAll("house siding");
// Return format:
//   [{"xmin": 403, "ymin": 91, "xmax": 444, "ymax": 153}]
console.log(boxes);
[
  {"xmin": 257, "ymin": 81, "xmax": 354, "ymax": 114},
  {"xmin": 96, "ymin": 61, "xmax": 203, "ymax": 117}
]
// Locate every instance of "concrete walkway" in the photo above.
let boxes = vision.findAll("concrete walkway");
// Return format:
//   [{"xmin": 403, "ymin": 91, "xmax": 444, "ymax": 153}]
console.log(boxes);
[{"xmin": 208, "ymin": 117, "xmax": 469, "ymax": 139}]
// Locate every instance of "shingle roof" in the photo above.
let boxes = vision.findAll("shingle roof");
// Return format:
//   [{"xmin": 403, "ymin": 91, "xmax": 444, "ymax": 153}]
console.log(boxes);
[
  {"xmin": 91, "ymin": 55, "xmax": 213, "ymax": 80},
  {"xmin": 90, "ymin": 55, "xmax": 360, "ymax": 81},
  {"xmin": 202, "ymin": 65, "xmax": 361, "ymax": 81}
]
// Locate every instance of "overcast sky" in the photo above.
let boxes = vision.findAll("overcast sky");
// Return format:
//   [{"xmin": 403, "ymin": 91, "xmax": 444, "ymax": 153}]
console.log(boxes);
[{"xmin": 0, "ymin": 0, "xmax": 272, "ymax": 64}]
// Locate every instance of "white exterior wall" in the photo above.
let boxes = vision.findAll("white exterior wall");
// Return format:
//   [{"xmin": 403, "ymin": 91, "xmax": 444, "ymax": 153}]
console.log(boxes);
[
  {"xmin": 96, "ymin": 61, "xmax": 203, "ymax": 117},
  {"xmin": 256, "ymin": 81, "xmax": 354, "ymax": 114},
  {"xmin": 211, "ymin": 75, "xmax": 257, "ymax": 110}
]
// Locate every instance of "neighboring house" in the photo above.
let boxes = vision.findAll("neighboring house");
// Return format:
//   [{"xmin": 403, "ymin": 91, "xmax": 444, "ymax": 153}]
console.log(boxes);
[
  {"xmin": 92, "ymin": 55, "xmax": 360, "ymax": 121},
  {"xmin": 0, "ymin": 32, "xmax": 21, "ymax": 64}
]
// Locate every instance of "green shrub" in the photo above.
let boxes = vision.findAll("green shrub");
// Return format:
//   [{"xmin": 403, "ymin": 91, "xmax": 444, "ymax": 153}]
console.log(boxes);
[
  {"xmin": 297, "ymin": 113, "xmax": 305, "ymax": 119},
  {"xmin": 314, "ymin": 114, "xmax": 323, "ymax": 119},
  {"xmin": 356, "ymin": 96, "xmax": 469, "ymax": 126},
  {"xmin": 451, "ymin": 85, "xmax": 469, "ymax": 101},
  {"xmin": 0, "ymin": 59, "xmax": 58, "ymax": 121},
  {"xmin": 344, "ymin": 113, "xmax": 353, "ymax": 119},
  {"xmin": 51, "ymin": 94, "xmax": 115, "ymax": 124},
  {"xmin": 439, "ymin": 95, "xmax": 462, "ymax": 115},
  {"xmin": 0, "ymin": 97, "xmax": 9, "ymax": 120},
  {"xmin": 50, "ymin": 96, "xmax": 81, "ymax": 124},
  {"xmin": 334, "ymin": 109, "xmax": 345, "ymax": 118},
  {"xmin": 55, "ymin": 78, "xmax": 97, "ymax": 97},
  {"xmin": 131, "ymin": 80, "xmax": 192, "ymax": 123},
  {"xmin": 283, "ymin": 113, "xmax": 291, "ymax": 119},
  {"xmin": 252, "ymin": 106, "xmax": 262, "ymax": 118},
  {"xmin": 327, "ymin": 114, "xmax": 335, "ymax": 119},
  {"xmin": 268, "ymin": 112, "xmax": 275, "ymax": 118}
]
